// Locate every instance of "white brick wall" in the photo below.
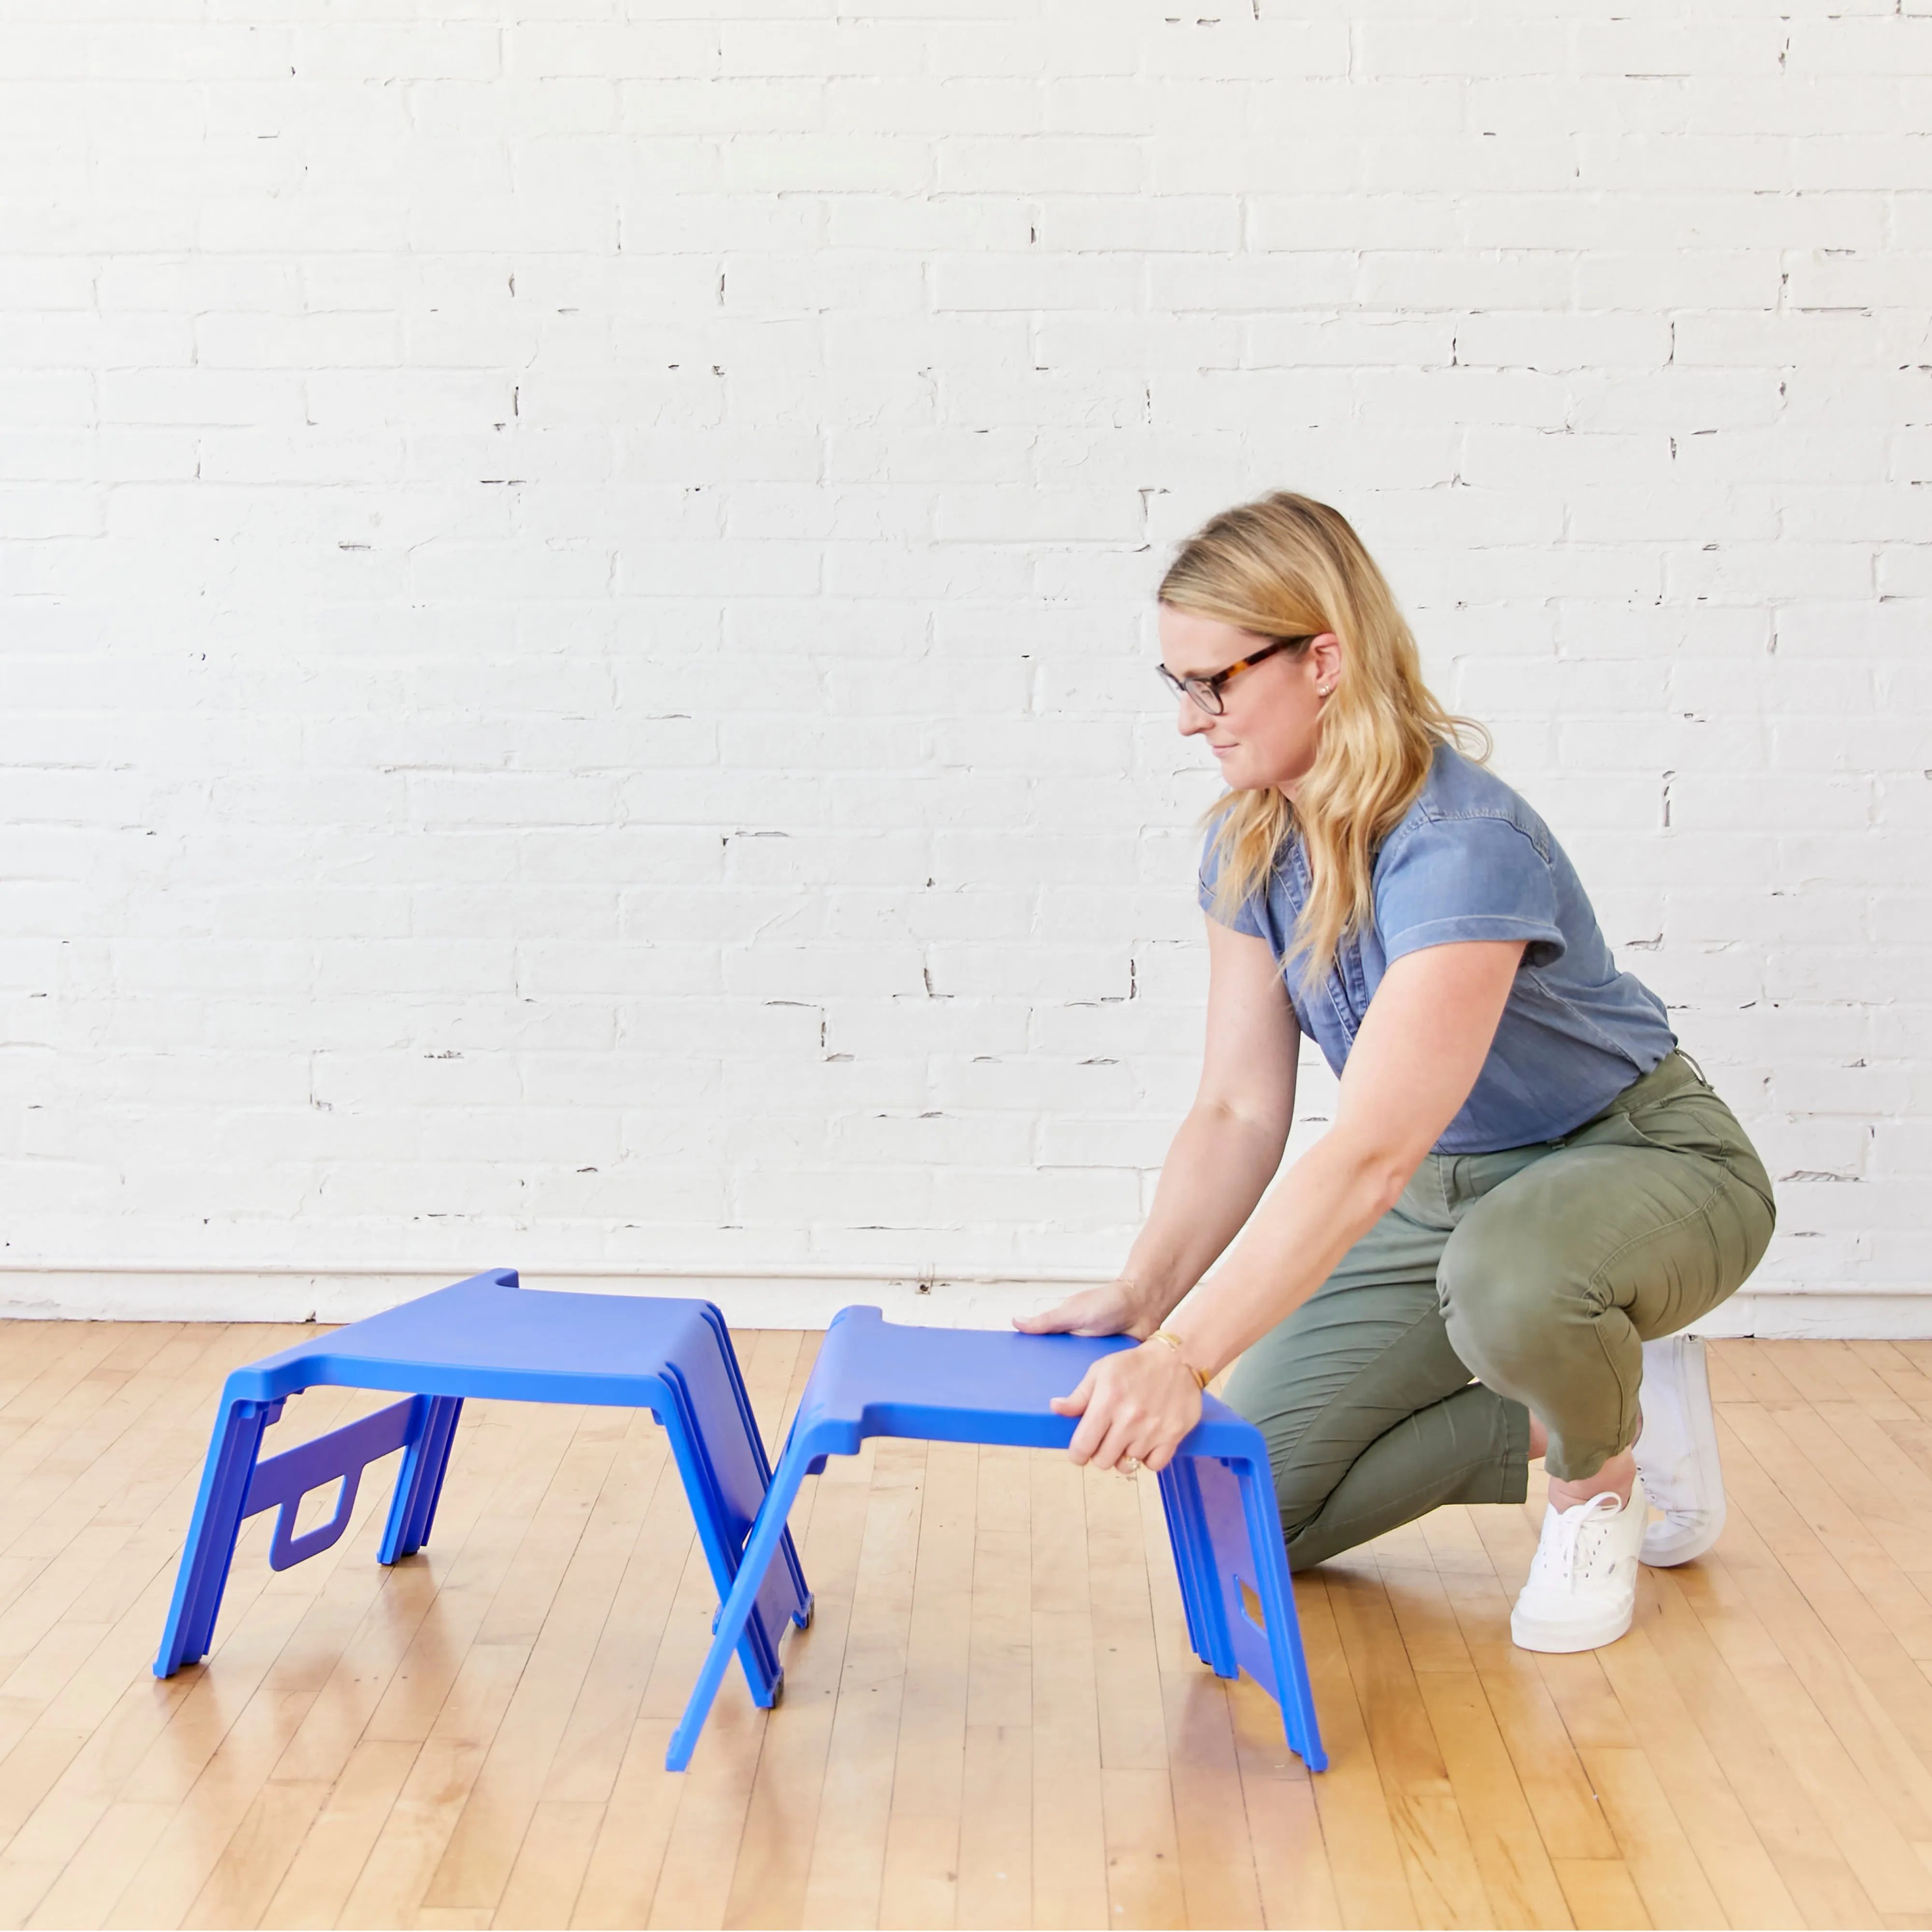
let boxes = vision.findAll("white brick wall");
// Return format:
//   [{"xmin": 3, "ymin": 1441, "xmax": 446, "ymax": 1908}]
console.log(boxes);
[{"xmin": 2, "ymin": 0, "xmax": 1927, "ymax": 1334}]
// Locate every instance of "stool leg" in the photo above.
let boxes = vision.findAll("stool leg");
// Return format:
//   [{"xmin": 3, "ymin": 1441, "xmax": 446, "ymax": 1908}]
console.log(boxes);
[
  {"xmin": 666, "ymin": 1435, "xmax": 812, "ymax": 1773},
  {"xmin": 154, "ymin": 1396, "xmax": 275, "ymax": 1678},
  {"xmin": 701, "ymin": 1307, "xmax": 811, "ymax": 1629},
  {"xmin": 1233, "ymin": 1455, "xmax": 1326, "ymax": 1772},
  {"xmin": 1157, "ymin": 1459, "xmax": 1228, "ymax": 1675},
  {"xmin": 655, "ymin": 1368, "xmax": 786, "ymax": 1703},
  {"xmin": 378, "ymin": 1396, "xmax": 462, "ymax": 1564}
]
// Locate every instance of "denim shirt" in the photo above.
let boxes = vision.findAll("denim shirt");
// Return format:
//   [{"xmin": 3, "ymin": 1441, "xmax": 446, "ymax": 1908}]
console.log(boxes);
[{"xmin": 1199, "ymin": 745, "xmax": 1676, "ymax": 1154}]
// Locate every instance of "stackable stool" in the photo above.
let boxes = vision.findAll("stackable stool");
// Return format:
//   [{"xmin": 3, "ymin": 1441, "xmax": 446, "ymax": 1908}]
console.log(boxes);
[
  {"xmin": 667, "ymin": 1307, "xmax": 1325, "ymax": 1773},
  {"xmin": 155, "ymin": 1268, "xmax": 811, "ymax": 1746}
]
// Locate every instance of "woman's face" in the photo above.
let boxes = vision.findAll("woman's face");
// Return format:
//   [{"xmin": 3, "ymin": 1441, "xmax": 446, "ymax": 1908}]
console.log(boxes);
[{"xmin": 1158, "ymin": 605, "xmax": 1342, "ymax": 797}]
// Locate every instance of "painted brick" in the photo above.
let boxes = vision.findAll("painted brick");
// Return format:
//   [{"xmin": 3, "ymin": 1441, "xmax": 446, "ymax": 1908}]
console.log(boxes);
[{"xmin": 0, "ymin": 0, "xmax": 1923, "ymax": 1327}]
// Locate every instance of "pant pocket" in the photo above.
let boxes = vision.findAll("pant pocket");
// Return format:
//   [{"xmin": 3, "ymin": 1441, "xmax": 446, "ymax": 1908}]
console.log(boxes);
[{"xmin": 1601, "ymin": 1087, "xmax": 1777, "ymax": 1220}]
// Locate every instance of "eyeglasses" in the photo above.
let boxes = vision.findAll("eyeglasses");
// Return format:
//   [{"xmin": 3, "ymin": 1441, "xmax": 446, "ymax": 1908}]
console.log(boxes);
[{"xmin": 1156, "ymin": 635, "xmax": 1315, "ymax": 716}]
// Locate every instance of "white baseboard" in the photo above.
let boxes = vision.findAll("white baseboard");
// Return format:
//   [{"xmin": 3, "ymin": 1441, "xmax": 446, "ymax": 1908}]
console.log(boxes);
[
  {"xmin": 1683, "ymin": 1292, "xmax": 1932, "ymax": 1341},
  {"xmin": 0, "ymin": 1268, "xmax": 1926, "ymax": 1340}
]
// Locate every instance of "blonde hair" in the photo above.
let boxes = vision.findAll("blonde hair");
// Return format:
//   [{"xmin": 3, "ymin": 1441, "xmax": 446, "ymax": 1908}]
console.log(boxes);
[{"xmin": 1161, "ymin": 492, "xmax": 1488, "ymax": 987}]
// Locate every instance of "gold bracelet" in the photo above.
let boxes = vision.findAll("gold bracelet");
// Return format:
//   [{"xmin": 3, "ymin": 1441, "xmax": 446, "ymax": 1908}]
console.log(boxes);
[{"xmin": 1147, "ymin": 1329, "xmax": 1208, "ymax": 1391}]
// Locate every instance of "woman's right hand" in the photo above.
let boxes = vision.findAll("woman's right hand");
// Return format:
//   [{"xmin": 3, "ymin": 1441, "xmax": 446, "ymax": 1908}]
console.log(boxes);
[{"xmin": 1013, "ymin": 1277, "xmax": 1161, "ymax": 1340}]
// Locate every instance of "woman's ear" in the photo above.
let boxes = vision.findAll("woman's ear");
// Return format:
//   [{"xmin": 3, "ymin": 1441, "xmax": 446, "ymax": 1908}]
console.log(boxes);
[{"xmin": 1309, "ymin": 632, "xmax": 1343, "ymax": 691}]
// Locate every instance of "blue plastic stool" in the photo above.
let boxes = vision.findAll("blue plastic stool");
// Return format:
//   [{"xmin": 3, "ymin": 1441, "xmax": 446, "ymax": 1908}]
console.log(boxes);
[
  {"xmin": 667, "ymin": 1307, "xmax": 1325, "ymax": 1773},
  {"xmin": 155, "ymin": 1269, "xmax": 811, "ymax": 1734}
]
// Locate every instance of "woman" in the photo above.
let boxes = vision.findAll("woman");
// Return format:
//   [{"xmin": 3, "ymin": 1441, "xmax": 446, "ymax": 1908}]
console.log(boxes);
[{"xmin": 1019, "ymin": 493, "xmax": 1775, "ymax": 1653}]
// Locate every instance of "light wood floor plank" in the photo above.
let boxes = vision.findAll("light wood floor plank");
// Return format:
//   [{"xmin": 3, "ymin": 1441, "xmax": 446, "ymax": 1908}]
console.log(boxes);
[
  {"xmin": 0, "ymin": 1328, "xmax": 91, "ymax": 1423},
  {"xmin": 537, "ymin": 1423, "xmax": 687, "ymax": 1807},
  {"xmin": 1591, "ymin": 1627, "xmax": 1799, "ymax": 1928},
  {"xmin": 1227, "ymin": 1662, "xmax": 1342, "ymax": 1931},
  {"xmin": 23, "ymin": 1796, "xmax": 174, "ymax": 1932},
  {"xmin": 1027, "ymin": 1453, "xmax": 1108, "ymax": 1932},
  {"xmin": 1754, "ymin": 1341, "xmax": 1848, "ymax": 1408},
  {"xmin": 644, "ymin": 1680, "xmax": 765, "ymax": 1932},
  {"xmin": 495, "ymin": 1797, "xmax": 604, "ymax": 1931},
  {"xmin": 420, "ymin": 1414, "xmax": 647, "ymax": 1916},
  {"xmin": 1552, "ymin": 1857, "xmax": 1654, "ymax": 1931},
  {"xmin": 1577, "ymin": 1747, "xmax": 1728, "ymax": 1931},
  {"xmin": 258, "ymin": 1737, "xmax": 420, "ymax": 1930},
  {"xmin": 1637, "ymin": 1572, "xmax": 1880, "ymax": 1928},
  {"xmin": 796, "ymin": 1437, "xmax": 922, "ymax": 1930},
  {"xmin": 1087, "ymin": 1470, "xmax": 1185, "ymax": 1931},
  {"xmin": 955, "ymin": 1722, "xmax": 1032, "ymax": 1932},
  {"xmin": 1325, "ymin": 1561, "xmax": 1494, "ymax": 1929},
  {"xmin": 332, "ymin": 1401, "xmax": 593, "ymax": 1928},
  {"xmin": 724, "ymin": 1476, "xmax": 871, "ymax": 1930},
  {"xmin": 871, "ymin": 1435, "xmax": 977, "ymax": 1931},
  {"xmin": 1665, "ymin": 1527, "xmax": 1932, "ymax": 1911},
  {"xmin": 568, "ymin": 1715, "xmax": 683, "ymax": 1931},
  {"xmin": 1794, "ymin": 1339, "xmax": 1910, "ymax": 1412},
  {"xmin": 1144, "ymin": 1477, "xmax": 1266, "ymax": 1932},
  {"xmin": 1410, "ymin": 1667, "xmax": 1574, "ymax": 1932},
  {"xmin": 1710, "ymin": 1424, "xmax": 1932, "ymax": 1842},
  {"xmin": 1725, "ymin": 1399, "xmax": 1932, "ymax": 1663},
  {"xmin": 1708, "ymin": 1342, "xmax": 1806, "ymax": 1411},
  {"xmin": 334, "ymin": 1648, "xmax": 529, "ymax": 1927},
  {"xmin": 1426, "ymin": 1504, "xmax": 1620, "ymax": 1867},
  {"xmin": 1296, "ymin": 1569, "xmax": 1420, "ymax": 1930}
]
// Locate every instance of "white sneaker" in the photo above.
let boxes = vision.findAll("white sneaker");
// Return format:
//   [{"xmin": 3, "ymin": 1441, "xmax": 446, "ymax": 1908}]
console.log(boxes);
[
  {"xmin": 1632, "ymin": 1334, "xmax": 1726, "ymax": 1567},
  {"xmin": 1511, "ymin": 1475, "xmax": 1648, "ymax": 1653}
]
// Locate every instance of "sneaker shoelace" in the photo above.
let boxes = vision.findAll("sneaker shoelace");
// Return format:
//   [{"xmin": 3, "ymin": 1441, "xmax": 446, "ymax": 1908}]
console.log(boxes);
[{"xmin": 1530, "ymin": 1492, "xmax": 1625, "ymax": 1593}]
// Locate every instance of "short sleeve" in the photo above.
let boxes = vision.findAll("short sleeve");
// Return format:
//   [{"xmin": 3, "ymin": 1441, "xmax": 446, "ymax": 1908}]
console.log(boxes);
[
  {"xmin": 1197, "ymin": 827, "xmax": 1268, "ymax": 938},
  {"xmin": 1374, "ymin": 815, "xmax": 1567, "ymax": 969}
]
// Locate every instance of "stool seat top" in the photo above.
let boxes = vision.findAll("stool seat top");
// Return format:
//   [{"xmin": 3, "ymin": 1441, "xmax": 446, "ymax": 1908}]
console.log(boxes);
[
  {"xmin": 226, "ymin": 1270, "xmax": 724, "ymax": 1405},
  {"xmin": 792, "ymin": 1306, "xmax": 1257, "ymax": 1461}
]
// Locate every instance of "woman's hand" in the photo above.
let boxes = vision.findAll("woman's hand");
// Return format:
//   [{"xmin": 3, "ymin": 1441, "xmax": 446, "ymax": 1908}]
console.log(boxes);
[
  {"xmin": 1013, "ymin": 1276, "xmax": 1159, "ymax": 1340},
  {"xmin": 1050, "ymin": 1340, "xmax": 1203, "ymax": 1473}
]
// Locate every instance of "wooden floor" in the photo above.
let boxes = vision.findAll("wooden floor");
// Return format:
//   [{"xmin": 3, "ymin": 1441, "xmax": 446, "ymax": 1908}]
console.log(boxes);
[{"xmin": 3, "ymin": 1329, "xmax": 1932, "ymax": 1931}]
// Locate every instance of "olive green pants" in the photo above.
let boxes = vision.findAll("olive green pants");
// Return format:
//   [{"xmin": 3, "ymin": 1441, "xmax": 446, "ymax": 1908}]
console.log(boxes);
[{"xmin": 1223, "ymin": 1052, "xmax": 1776, "ymax": 1572}]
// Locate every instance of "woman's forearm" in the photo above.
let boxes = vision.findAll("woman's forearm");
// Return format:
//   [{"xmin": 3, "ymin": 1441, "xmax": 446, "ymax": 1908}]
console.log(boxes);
[
  {"xmin": 1165, "ymin": 1128, "xmax": 1406, "ymax": 1377},
  {"xmin": 1119, "ymin": 1102, "xmax": 1290, "ymax": 1324}
]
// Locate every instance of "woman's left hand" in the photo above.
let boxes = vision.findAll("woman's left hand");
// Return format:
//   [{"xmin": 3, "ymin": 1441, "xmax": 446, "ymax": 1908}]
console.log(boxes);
[{"xmin": 1051, "ymin": 1340, "xmax": 1203, "ymax": 1473}]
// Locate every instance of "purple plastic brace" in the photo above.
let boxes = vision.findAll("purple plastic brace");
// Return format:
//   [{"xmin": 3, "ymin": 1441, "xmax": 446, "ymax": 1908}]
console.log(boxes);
[{"xmin": 242, "ymin": 1396, "xmax": 424, "ymax": 1571}]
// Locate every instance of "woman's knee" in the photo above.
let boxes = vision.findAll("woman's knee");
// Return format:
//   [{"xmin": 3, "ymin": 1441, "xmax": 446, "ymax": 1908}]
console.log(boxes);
[
  {"xmin": 1271, "ymin": 1445, "xmax": 1350, "ymax": 1542},
  {"xmin": 1223, "ymin": 1365, "xmax": 1345, "ymax": 1536},
  {"xmin": 1436, "ymin": 1235, "xmax": 1591, "ymax": 1391},
  {"xmin": 1437, "ymin": 1225, "xmax": 1640, "ymax": 1471}
]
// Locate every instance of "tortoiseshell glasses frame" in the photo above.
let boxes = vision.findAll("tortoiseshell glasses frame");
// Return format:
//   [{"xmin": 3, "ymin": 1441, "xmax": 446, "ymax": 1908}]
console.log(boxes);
[{"xmin": 1156, "ymin": 634, "xmax": 1316, "ymax": 716}]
